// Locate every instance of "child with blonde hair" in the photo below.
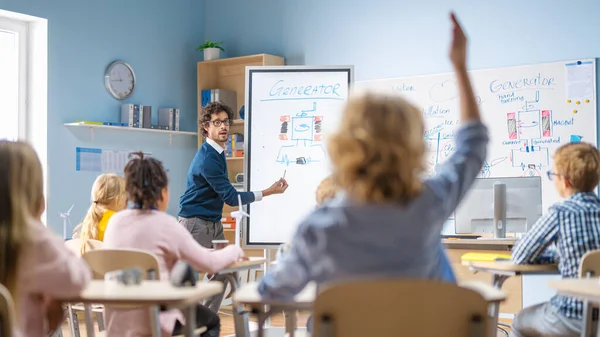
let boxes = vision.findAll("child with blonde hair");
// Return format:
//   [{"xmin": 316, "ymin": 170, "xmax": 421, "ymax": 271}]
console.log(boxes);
[
  {"xmin": 259, "ymin": 13, "xmax": 485, "ymax": 302},
  {"xmin": 511, "ymin": 142, "xmax": 600, "ymax": 337},
  {"xmin": 74, "ymin": 173, "xmax": 126, "ymax": 254},
  {"xmin": 0, "ymin": 140, "xmax": 91, "ymax": 337}
]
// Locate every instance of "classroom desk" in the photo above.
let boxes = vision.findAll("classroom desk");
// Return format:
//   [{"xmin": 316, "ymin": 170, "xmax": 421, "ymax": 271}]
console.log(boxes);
[
  {"xmin": 548, "ymin": 278, "xmax": 600, "ymax": 337},
  {"xmin": 217, "ymin": 257, "xmax": 266, "ymax": 337},
  {"xmin": 233, "ymin": 281, "xmax": 506, "ymax": 337},
  {"xmin": 60, "ymin": 280, "xmax": 223, "ymax": 337},
  {"xmin": 444, "ymin": 238, "xmax": 524, "ymax": 315},
  {"xmin": 463, "ymin": 260, "xmax": 559, "ymax": 335}
]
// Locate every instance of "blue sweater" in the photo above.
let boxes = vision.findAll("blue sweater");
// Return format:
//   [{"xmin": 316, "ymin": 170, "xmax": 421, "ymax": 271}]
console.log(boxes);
[{"xmin": 179, "ymin": 142, "xmax": 255, "ymax": 222}]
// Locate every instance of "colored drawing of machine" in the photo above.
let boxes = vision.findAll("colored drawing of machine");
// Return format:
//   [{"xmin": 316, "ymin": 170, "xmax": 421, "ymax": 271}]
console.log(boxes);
[{"xmin": 276, "ymin": 102, "xmax": 325, "ymax": 166}]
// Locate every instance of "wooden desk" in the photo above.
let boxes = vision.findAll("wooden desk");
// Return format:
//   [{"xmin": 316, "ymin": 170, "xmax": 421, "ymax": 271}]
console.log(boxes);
[
  {"xmin": 444, "ymin": 238, "xmax": 523, "ymax": 314},
  {"xmin": 463, "ymin": 260, "xmax": 559, "ymax": 335},
  {"xmin": 233, "ymin": 281, "xmax": 505, "ymax": 337},
  {"xmin": 60, "ymin": 280, "xmax": 223, "ymax": 337},
  {"xmin": 548, "ymin": 278, "xmax": 600, "ymax": 336}
]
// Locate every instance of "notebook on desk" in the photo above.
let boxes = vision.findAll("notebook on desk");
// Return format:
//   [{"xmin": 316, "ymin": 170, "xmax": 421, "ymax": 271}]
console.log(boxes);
[{"xmin": 461, "ymin": 252, "xmax": 512, "ymax": 262}]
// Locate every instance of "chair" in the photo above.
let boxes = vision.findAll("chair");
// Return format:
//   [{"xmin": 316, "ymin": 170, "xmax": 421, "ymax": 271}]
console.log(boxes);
[
  {"xmin": 0, "ymin": 284, "xmax": 16, "ymax": 337},
  {"xmin": 578, "ymin": 249, "xmax": 600, "ymax": 336},
  {"xmin": 82, "ymin": 249, "xmax": 207, "ymax": 337},
  {"xmin": 63, "ymin": 239, "xmax": 105, "ymax": 337},
  {"xmin": 312, "ymin": 279, "xmax": 490, "ymax": 337}
]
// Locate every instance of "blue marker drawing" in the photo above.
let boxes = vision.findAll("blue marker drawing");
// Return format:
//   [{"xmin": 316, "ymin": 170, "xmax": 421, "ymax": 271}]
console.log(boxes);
[
  {"xmin": 479, "ymin": 157, "xmax": 509, "ymax": 178},
  {"xmin": 276, "ymin": 102, "xmax": 325, "ymax": 166}
]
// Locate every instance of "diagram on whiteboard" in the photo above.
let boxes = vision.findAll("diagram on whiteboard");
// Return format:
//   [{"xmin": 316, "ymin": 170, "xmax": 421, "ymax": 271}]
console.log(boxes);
[
  {"xmin": 506, "ymin": 91, "xmax": 553, "ymax": 173},
  {"xmin": 276, "ymin": 102, "xmax": 325, "ymax": 166}
]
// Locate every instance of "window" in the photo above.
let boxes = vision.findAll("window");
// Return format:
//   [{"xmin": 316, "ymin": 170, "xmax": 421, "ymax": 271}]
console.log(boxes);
[{"xmin": 0, "ymin": 18, "xmax": 27, "ymax": 141}]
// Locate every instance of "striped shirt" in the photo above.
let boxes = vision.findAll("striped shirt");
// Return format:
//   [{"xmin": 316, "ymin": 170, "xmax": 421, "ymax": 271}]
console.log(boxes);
[{"xmin": 512, "ymin": 192, "xmax": 600, "ymax": 320}]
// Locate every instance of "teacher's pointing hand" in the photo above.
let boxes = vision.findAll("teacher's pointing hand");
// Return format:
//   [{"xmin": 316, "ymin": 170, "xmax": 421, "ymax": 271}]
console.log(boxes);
[{"xmin": 262, "ymin": 178, "xmax": 289, "ymax": 196}]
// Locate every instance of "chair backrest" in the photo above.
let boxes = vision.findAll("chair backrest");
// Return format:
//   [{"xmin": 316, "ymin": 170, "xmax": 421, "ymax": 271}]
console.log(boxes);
[
  {"xmin": 82, "ymin": 248, "xmax": 160, "ymax": 280},
  {"xmin": 0, "ymin": 284, "xmax": 16, "ymax": 337},
  {"xmin": 312, "ymin": 279, "xmax": 490, "ymax": 337},
  {"xmin": 65, "ymin": 238, "xmax": 104, "ymax": 257},
  {"xmin": 579, "ymin": 249, "xmax": 600, "ymax": 277}
]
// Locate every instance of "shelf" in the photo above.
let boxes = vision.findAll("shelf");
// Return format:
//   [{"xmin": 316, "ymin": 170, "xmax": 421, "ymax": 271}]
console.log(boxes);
[
  {"xmin": 226, "ymin": 156, "xmax": 244, "ymax": 161},
  {"xmin": 231, "ymin": 119, "xmax": 244, "ymax": 126},
  {"xmin": 64, "ymin": 122, "xmax": 196, "ymax": 145}
]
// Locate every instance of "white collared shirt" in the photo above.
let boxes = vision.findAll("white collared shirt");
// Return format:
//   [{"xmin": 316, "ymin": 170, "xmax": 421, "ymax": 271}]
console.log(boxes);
[{"xmin": 205, "ymin": 137, "xmax": 263, "ymax": 201}]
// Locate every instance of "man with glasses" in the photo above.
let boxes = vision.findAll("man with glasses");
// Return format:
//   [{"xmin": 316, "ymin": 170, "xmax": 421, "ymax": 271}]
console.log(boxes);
[{"xmin": 178, "ymin": 101, "xmax": 288, "ymax": 312}]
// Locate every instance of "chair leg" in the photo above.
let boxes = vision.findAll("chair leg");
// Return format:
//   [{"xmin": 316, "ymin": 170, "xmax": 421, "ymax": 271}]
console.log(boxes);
[{"xmin": 96, "ymin": 311, "xmax": 105, "ymax": 331}]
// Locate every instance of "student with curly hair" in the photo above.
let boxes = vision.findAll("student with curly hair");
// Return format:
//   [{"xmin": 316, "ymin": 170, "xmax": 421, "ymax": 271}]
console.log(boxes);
[
  {"xmin": 258, "ymin": 13, "xmax": 486, "ymax": 304},
  {"xmin": 103, "ymin": 152, "xmax": 244, "ymax": 337}
]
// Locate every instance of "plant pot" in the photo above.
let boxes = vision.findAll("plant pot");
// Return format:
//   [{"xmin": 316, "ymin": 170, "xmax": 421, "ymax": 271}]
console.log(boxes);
[{"xmin": 204, "ymin": 48, "xmax": 221, "ymax": 61}]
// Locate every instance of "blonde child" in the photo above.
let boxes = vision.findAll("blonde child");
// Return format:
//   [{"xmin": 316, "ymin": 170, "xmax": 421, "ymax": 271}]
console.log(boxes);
[
  {"xmin": 511, "ymin": 143, "xmax": 600, "ymax": 337},
  {"xmin": 0, "ymin": 140, "xmax": 91, "ymax": 337},
  {"xmin": 258, "ymin": 13, "xmax": 485, "ymax": 303},
  {"xmin": 103, "ymin": 152, "xmax": 244, "ymax": 337},
  {"xmin": 74, "ymin": 173, "xmax": 126, "ymax": 254}
]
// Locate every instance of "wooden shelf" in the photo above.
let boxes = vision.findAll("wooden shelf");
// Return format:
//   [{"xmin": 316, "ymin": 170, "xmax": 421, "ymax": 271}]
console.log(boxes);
[{"xmin": 226, "ymin": 156, "xmax": 244, "ymax": 161}]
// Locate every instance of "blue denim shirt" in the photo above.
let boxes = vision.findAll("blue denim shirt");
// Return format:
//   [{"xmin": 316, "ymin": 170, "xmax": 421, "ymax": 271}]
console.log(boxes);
[{"xmin": 259, "ymin": 121, "xmax": 488, "ymax": 300}]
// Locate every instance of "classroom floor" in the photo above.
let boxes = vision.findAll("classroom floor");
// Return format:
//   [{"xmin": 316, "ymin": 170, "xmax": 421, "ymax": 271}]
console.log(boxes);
[{"xmin": 59, "ymin": 310, "xmax": 513, "ymax": 336}]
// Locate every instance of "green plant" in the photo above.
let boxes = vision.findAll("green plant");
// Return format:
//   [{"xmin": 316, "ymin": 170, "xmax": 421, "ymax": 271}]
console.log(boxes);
[{"xmin": 196, "ymin": 40, "xmax": 225, "ymax": 52}]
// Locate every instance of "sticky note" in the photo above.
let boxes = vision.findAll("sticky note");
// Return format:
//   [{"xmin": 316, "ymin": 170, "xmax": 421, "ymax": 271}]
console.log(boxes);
[{"xmin": 570, "ymin": 135, "xmax": 582, "ymax": 143}]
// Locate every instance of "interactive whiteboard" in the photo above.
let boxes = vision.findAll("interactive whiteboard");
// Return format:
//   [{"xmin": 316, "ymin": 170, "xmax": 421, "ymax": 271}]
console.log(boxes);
[
  {"xmin": 355, "ymin": 58, "xmax": 597, "ymax": 230},
  {"xmin": 244, "ymin": 66, "xmax": 353, "ymax": 247}
]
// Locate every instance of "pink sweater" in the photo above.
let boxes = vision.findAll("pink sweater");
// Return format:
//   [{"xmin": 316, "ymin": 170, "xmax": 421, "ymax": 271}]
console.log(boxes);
[
  {"xmin": 15, "ymin": 220, "xmax": 92, "ymax": 337},
  {"xmin": 102, "ymin": 209, "xmax": 243, "ymax": 337}
]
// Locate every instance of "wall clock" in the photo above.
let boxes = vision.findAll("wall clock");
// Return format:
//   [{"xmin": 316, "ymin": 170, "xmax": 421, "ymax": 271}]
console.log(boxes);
[{"xmin": 104, "ymin": 60, "xmax": 136, "ymax": 100}]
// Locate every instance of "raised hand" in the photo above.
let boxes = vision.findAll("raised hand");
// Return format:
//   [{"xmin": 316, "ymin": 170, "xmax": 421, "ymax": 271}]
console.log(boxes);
[{"xmin": 449, "ymin": 12, "xmax": 467, "ymax": 70}]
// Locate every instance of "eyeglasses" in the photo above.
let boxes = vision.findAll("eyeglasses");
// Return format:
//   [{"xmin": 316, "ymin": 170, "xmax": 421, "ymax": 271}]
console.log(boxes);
[
  {"xmin": 546, "ymin": 170, "xmax": 560, "ymax": 181},
  {"xmin": 206, "ymin": 119, "xmax": 230, "ymax": 127}
]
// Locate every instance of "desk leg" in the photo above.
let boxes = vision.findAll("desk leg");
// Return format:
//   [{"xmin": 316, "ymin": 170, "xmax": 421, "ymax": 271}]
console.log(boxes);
[
  {"xmin": 489, "ymin": 275, "xmax": 510, "ymax": 337},
  {"xmin": 224, "ymin": 273, "xmax": 251, "ymax": 337},
  {"xmin": 284, "ymin": 310, "xmax": 297, "ymax": 336},
  {"xmin": 83, "ymin": 304, "xmax": 95, "ymax": 337},
  {"xmin": 149, "ymin": 305, "xmax": 162, "ymax": 337},
  {"xmin": 184, "ymin": 305, "xmax": 197, "ymax": 337}
]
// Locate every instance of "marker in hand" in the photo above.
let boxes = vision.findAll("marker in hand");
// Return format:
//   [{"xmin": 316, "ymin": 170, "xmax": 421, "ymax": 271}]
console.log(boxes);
[{"xmin": 280, "ymin": 169, "xmax": 286, "ymax": 187}]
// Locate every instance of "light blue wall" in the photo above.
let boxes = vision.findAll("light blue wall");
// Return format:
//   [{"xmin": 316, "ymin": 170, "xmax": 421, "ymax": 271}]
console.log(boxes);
[
  {"xmin": 205, "ymin": 0, "xmax": 600, "ymax": 81},
  {"xmin": 0, "ymin": 0, "xmax": 205, "ymax": 235}
]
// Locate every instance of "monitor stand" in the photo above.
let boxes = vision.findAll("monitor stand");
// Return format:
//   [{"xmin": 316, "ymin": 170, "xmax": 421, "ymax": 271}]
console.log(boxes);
[{"xmin": 493, "ymin": 182, "xmax": 507, "ymax": 239}]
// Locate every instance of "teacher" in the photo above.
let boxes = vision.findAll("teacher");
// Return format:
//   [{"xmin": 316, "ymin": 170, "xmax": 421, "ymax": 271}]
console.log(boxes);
[{"xmin": 178, "ymin": 101, "xmax": 288, "ymax": 311}]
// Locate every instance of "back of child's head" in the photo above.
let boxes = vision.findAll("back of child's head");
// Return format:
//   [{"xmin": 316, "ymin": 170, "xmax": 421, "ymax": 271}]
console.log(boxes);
[
  {"xmin": 316, "ymin": 175, "xmax": 339, "ymax": 205},
  {"xmin": 328, "ymin": 92, "xmax": 425, "ymax": 203},
  {"xmin": 0, "ymin": 140, "xmax": 43, "ymax": 296},
  {"xmin": 553, "ymin": 142, "xmax": 600, "ymax": 192},
  {"xmin": 123, "ymin": 152, "xmax": 169, "ymax": 210},
  {"xmin": 79, "ymin": 173, "xmax": 125, "ymax": 253}
]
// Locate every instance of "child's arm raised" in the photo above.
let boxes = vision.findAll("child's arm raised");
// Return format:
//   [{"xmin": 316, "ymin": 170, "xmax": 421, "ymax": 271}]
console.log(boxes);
[{"xmin": 426, "ymin": 13, "xmax": 489, "ymax": 218}]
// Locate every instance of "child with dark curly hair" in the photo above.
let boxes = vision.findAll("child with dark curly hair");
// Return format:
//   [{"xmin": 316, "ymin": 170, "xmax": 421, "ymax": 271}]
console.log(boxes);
[{"xmin": 103, "ymin": 152, "xmax": 244, "ymax": 337}]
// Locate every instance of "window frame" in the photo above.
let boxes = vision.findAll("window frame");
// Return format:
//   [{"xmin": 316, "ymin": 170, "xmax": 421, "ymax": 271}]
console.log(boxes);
[{"xmin": 0, "ymin": 17, "xmax": 28, "ymax": 140}]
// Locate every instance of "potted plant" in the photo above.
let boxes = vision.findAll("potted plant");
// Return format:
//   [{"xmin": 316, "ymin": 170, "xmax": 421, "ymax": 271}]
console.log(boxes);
[{"xmin": 197, "ymin": 40, "xmax": 225, "ymax": 61}]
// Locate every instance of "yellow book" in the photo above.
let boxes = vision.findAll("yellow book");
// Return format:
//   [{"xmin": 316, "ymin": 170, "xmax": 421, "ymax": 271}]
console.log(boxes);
[{"xmin": 461, "ymin": 252, "xmax": 512, "ymax": 262}]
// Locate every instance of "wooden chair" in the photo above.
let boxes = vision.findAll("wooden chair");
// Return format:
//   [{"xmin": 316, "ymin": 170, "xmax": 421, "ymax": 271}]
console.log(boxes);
[
  {"xmin": 0, "ymin": 284, "xmax": 16, "ymax": 337},
  {"xmin": 578, "ymin": 249, "xmax": 600, "ymax": 336},
  {"xmin": 63, "ymin": 239, "xmax": 105, "ymax": 337},
  {"xmin": 312, "ymin": 279, "xmax": 490, "ymax": 337},
  {"xmin": 82, "ymin": 249, "xmax": 207, "ymax": 337}
]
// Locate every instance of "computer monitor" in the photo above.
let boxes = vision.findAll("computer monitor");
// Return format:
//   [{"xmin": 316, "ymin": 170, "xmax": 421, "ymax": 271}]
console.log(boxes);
[{"xmin": 454, "ymin": 176, "xmax": 543, "ymax": 234}]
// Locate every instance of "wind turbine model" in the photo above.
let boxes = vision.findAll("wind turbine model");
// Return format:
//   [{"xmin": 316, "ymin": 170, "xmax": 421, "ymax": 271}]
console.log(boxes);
[
  {"xmin": 230, "ymin": 195, "xmax": 249, "ymax": 247},
  {"xmin": 59, "ymin": 204, "xmax": 74, "ymax": 240}
]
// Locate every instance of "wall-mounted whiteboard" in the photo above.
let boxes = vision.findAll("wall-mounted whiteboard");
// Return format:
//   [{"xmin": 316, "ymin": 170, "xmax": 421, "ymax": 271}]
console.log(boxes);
[
  {"xmin": 355, "ymin": 58, "xmax": 597, "ymax": 231},
  {"xmin": 244, "ymin": 66, "xmax": 353, "ymax": 247}
]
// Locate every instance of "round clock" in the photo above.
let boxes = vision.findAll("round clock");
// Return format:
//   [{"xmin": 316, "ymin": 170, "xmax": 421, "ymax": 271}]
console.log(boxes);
[{"xmin": 104, "ymin": 61, "xmax": 136, "ymax": 100}]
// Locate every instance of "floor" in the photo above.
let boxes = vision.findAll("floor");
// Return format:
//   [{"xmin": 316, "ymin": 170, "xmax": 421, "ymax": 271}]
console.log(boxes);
[{"xmin": 59, "ymin": 311, "xmax": 514, "ymax": 336}]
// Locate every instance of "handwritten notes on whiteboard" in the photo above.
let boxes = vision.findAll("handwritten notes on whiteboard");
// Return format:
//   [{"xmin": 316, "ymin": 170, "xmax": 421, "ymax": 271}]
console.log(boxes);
[{"xmin": 355, "ymin": 59, "xmax": 597, "ymax": 214}]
